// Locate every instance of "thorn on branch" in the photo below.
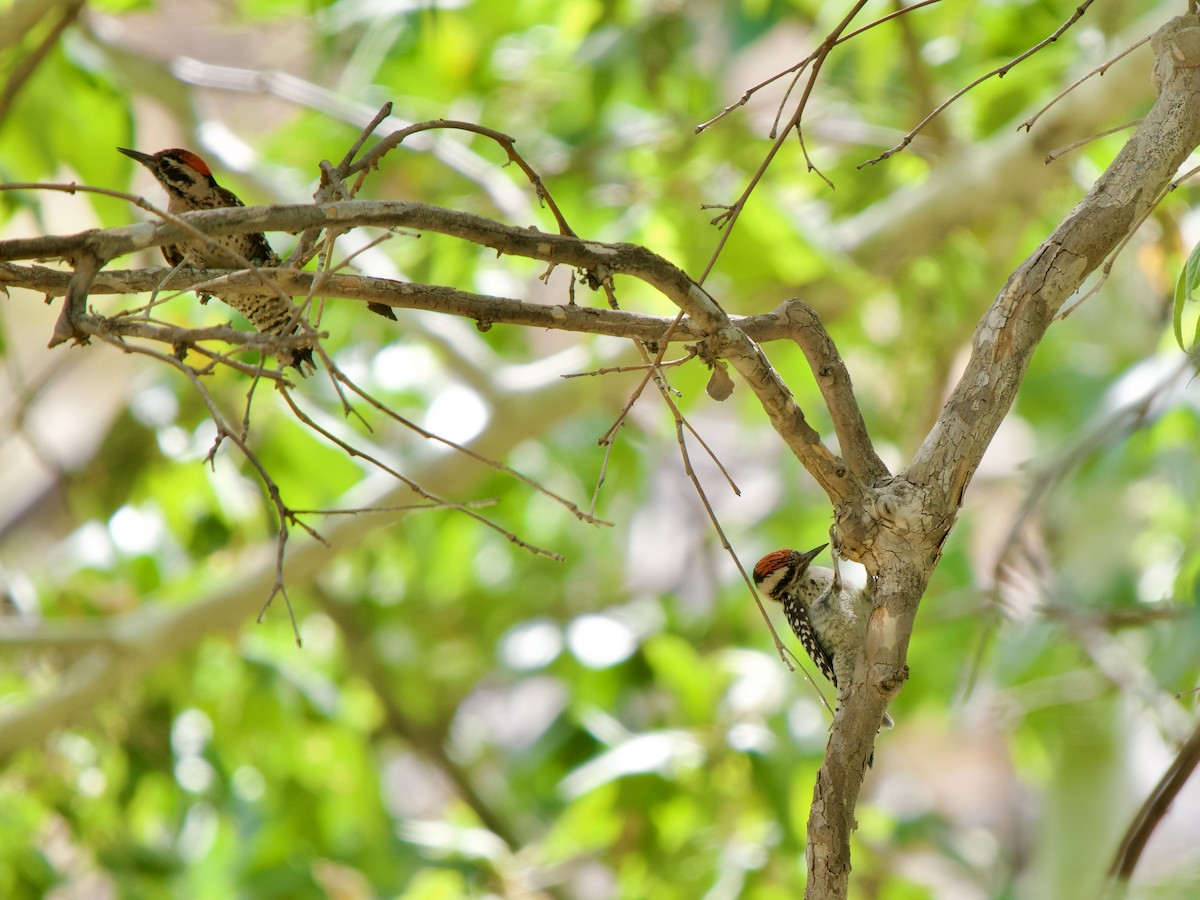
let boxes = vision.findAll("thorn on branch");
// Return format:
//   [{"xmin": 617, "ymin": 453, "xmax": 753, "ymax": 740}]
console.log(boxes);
[{"xmin": 700, "ymin": 203, "xmax": 736, "ymax": 229}]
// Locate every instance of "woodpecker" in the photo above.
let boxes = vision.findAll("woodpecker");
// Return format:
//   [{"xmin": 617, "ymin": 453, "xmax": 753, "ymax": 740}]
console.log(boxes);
[
  {"xmin": 754, "ymin": 544, "xmax": 894, "ymax": 729},
  {"xmin": 117, "ymin": 146, "xmax": 313, "ymax": 372}
]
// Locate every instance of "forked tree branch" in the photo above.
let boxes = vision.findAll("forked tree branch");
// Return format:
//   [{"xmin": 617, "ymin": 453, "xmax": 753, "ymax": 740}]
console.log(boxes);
[
  {"xmin": 5, "ymin": 16, "xmax": 1200, "ymax": 896},
  {"xmin": 804, "ymin": 15, "xmax": 1200, "ymax": 899}
]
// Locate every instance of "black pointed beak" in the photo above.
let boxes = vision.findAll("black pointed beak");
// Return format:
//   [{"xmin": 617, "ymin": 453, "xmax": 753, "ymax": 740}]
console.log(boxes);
[
  {"xmin": 797, "ymin": 543, "xmax": 828, "ymax": 566},
  {"xmin": 117, "ymin": 147, "xmax": 155, "ymax": 168}
]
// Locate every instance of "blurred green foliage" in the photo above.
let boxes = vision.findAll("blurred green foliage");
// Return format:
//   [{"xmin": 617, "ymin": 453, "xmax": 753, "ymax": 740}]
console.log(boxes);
[{"xmin": 2, "ymin": 1, "xmax": 1200, "ymax": 898}]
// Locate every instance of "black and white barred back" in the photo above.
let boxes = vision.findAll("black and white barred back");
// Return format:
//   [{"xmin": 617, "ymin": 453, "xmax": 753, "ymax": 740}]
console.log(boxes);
[{"xmin": 781, "ymin": 589, "xmax": 839, "ymax": 686}]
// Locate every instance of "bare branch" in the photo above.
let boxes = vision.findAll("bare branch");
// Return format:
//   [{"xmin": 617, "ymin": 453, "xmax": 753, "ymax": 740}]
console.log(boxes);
[
  {"xmin": 0, "ymin": 198, "xmax": 860, "ymax": 503},
  {"xmin": 771, "ymin": 299, "xmax": 889, "ymax": 483},
  {"xmin": 1044, "ymin": 119, "xmax": 1141, "ymax": 164},
  {"xmin": 86, "ymin": 330, "xmax": 321, "ymax": 643},
  {"xmin": 907, "ymin": 15, "xmax": 1200, "ymax": 526},
  {"xmin": 695, "ymin": 0, "xmax": 942, "ymax": 134},
  {"xmin": 327, "ymin": 367, "xmax": 611, "ymax": 528},
  {"xmin": 346, "ymin": 119, "xmax": 581, "ymax": 237},
  {"xmin": 1107, "ymin": 720, "xmax": 1200, "ymax": 884},
  {"xmin": 861, "ymin": 0, "xmax": 1098, "ymax": 166},
  {"xmin": 1020, "ymin": 35, "xmax": 1152, "ymax": 133},
  {"xmin": 697, "ymin": 3, "xmax": 871, "ymax": 284},
  {"xmin": 278, "ymin": 387, "xmax": 566, "ymax": 561}
]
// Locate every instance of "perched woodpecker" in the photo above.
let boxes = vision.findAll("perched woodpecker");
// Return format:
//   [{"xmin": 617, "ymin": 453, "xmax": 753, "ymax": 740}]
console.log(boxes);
[
  {"xmin": 753, "ymin": 544, "xmax": 894, "ymax": 729},
  {"xmin": 117, "ymin": 146, "xmax": 313, "ymax": 372}
]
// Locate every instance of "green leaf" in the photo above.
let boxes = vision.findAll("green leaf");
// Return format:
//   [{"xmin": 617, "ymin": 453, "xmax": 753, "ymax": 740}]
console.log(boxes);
[{"xmin": 1172, "ymin": 239, "xmax": 1200, "ymax": 351}]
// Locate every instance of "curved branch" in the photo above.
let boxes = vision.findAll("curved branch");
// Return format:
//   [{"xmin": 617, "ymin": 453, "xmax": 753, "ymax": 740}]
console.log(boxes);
[
  {"xmin": 1108, "ymin": 719, "xmax": 1200, "ymax": 883},
  {"xmin": 772, "ymin": 298, "xmax": 889, "ymax": 483}
]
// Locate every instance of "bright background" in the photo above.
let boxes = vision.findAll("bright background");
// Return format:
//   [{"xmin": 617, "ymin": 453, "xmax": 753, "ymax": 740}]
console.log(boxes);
[{"xmin": 2, "ymin": 1, "xmax": 1200, "ymax": 898}]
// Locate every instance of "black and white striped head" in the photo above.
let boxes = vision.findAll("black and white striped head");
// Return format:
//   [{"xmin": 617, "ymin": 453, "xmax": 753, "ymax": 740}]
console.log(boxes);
[
  {"xmin": 752, "ymin": 544, "xmax": 827, "ymax": 602},
  {"xmin": 118, "ymin": 147, "xmax": 229, "ymax": 208}
]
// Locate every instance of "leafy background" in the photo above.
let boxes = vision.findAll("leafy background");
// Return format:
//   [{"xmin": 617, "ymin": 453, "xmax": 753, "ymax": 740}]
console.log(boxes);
[{"xmin": 2, "ymin": 0, "xmax": 1200, "ymax": 897}]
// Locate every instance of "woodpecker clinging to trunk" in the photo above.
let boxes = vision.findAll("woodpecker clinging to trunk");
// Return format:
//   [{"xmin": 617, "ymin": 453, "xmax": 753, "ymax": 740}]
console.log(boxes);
[
  {"xmin": 118, "ymin": 146, "xmax": 313, "ymax": 373},
  {"xmin": 754, "ymin": 544, "xmax": 894, "ymax": 730}
]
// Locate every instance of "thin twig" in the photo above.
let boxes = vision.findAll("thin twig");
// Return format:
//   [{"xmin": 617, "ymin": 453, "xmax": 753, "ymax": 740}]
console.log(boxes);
[
  {"xmin": 86, "ymin": 331, "xmax": 327, "ymax": 644},
  {"xmin": 1044, "ymin": 120, "xmax": 1141, "ymax": 164},
  {"xmin": 861, "ymin": 0, "xmax": 1097, "ymax": 167},
  {"xmin": 695, "ymin": 0, "xmax": 942, "ymax": 134},
  {"xmin": 348, "ymin": 119, "xmax": 580, "ymax": 237},
  {"xmin": 1055, "ymin": 162, "xmax": 1200, "ymax": 320},
  {"xmin": 648, "ymin": 354, "xmax": 803, "ymax": 676},
  {"xmin": 278, "ymin": 386, "xmax": 566, "ymax": 561},
  {"xmin": 328, "ymin": 367, "xmax": 611, "ymax": 527},
  {"xmin": 698, "ymin": 2, "xmax": 870, "ymax": 284},
  {"xmin": 561, "ymin": 349, "xmax": 697, "ymax": 378},
  {"xmin": 338, "ymin": 101, "xmax": 394, "ymax": 171},
  {"xmin": 290, "ymin": 500, "xmax": 498, "ymax": 516},
  {"xmin": 1020, "ymin": 36, "xmax": 1151, "ymax": 133},
  {"xmin": 588, "ymin": 435, "xmax": 618, "ymax": 520}
]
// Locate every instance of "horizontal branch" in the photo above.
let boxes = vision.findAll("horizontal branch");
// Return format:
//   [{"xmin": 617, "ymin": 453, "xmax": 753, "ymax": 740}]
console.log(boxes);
[
  {"xmin": 0, "ymin": 262, "xmax": 819, "ymax": 346},
  {"xmin": 0, "ymin": 200, "xmax": 866, "ymax": 504}
]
